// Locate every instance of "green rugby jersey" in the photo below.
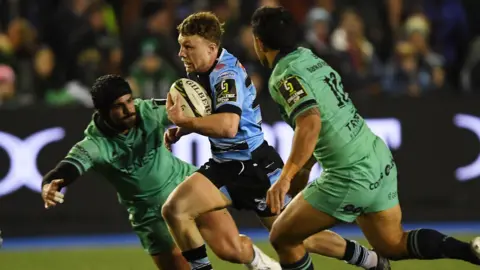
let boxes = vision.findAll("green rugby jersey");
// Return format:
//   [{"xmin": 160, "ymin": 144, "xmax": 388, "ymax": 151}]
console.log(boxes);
[
  {"xmin": 268, "ymin": 47, "xmax": 377, "ymax": 170},
  {"xmin": 62, "ymin": 99, "xmax": 195, "ymax": 201}
]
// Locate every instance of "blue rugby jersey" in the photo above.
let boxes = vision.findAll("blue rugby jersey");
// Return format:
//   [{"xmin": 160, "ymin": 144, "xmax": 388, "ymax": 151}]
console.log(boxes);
[{"xmin": 188, "ymin": 48, "xmax": 264, "ymax": 162}]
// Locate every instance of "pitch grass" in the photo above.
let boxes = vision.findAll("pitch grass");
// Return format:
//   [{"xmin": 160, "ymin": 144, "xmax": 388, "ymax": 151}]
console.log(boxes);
[{"xmin": 0, "ymin": 236, "xmax": 478, "ymax": 269}]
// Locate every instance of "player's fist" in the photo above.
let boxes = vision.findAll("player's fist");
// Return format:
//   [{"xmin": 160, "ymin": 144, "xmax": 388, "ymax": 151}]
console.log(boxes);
[
  {"xmin": 267, "ymin": 177, "xmax": 291, "ymax": 215},
  {"xmin": 41, "ymin": 179, "xmax": 65, "ymax": 209},
  {"xmin": 164, "ymin": 127, "xmax": 181, "ymax": 151}
]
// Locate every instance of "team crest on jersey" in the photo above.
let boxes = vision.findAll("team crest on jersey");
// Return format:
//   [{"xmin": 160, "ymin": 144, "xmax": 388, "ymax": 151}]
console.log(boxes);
[
  {"xmin": 278, "ymin": 76, "xmax": 307, "ymax": 107},
  {"xmin": 215, "ymin": 79, "xmax": 237, "ymax": 104}
]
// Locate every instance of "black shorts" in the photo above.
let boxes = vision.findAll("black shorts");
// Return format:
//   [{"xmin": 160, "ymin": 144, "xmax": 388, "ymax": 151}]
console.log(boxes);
[{"xmin": 197, "ymin": 141, "xmax": 284, "ymax": 217}]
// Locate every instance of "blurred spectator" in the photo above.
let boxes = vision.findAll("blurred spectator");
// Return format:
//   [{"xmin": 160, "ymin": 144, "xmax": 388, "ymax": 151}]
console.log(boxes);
[
  {"xmin": 383, "ymin": 41, "xmax": 439, "ymax": 96},
  {"xmin": 404, "ymin": 14, "xmax": 445, "ymax": 91},
  {"xmin": 330, "ymin": 8, "xmax": 382, "ymax": 95},
  {"xmin": 421, "ymin": 0, "xmax": 468, "ymax": 89},
  {"xmin": 304, "ymin": 8, "xmax": 331, "ymax": 57},
  {"xmin": 6, "ymin": 18, "xmax": 38, "ymax": 102},
  {"xmin": 460, "ymin": 37, "xmax": 480, "ymax": 93},
  {"xmin": 33, "ymin": 46, "xmax": 73, "ymax": 106},
  {"xmin": 0, "ymin": 64, "xmax": 17, "ymax": 107},
  {"xmin": 128, "ymin": 41, "xmax": 177, "ymax": 99},
  {"xmin": 69, "ymin": 1, "xmax": 120, "ymax": 87},
  {"xmin": 122, "ymin": 1, "xmax": 182, "ymax": 76}
]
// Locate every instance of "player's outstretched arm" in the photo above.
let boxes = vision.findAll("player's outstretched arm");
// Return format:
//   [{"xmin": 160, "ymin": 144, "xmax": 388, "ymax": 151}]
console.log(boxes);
[{"xmin": 41, "ymin": 139, "xmax": 99, "ymax": 209}]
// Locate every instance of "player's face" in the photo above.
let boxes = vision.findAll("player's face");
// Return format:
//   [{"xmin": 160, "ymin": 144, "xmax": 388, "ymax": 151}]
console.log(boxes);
[
  {"xmin": 252, "ymin": 34, "xmax": 268, "ymax": 67},
  {"xmin": 178, "ymin": 34, "xmax": 216, "ymax": 73},
  {"xmin": 109, "ymin": 94, "xmax": 137, "ymax": 129}
]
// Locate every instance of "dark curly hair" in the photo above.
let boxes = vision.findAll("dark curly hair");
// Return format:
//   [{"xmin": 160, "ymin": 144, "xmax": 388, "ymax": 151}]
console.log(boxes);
[{"xmin": 251, "ymin": 6, "xmax": 298, "ymax": 51}]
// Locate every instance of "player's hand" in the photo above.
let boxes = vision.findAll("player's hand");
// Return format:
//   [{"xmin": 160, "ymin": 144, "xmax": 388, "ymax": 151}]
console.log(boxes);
[
  {"xmin": 41, "ymin": 179, "xmax": 65, "ymax": 209},
  {"xmin": 267, "ymin": 177, "xmax": 291, "ymax": 215},
  {"xmin": 166, "ymin": 93, "xmax": 188, "ymax": 126},
  {"xmin": 164, "ymin": 127, "xmax": 181, "ymax": 151}
]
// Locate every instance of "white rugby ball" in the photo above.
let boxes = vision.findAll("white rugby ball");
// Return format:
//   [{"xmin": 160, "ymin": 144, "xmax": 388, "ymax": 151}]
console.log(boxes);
[{"xmin": 169, "ymin": 78, "xmax": 212, "ymax": 117}]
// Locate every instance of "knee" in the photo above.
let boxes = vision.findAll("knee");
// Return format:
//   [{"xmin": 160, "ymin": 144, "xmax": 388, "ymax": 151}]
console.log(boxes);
[
  {"xmin": 269, "ymin": 222, "xmax": 293, "ymax": 250},
  {"xmin": 161, "ymin": 199, "xmax": 186, "ymax": 223}
]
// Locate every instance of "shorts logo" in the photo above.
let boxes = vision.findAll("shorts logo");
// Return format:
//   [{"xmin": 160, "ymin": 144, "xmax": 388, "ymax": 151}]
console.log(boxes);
[
  {"xmin": 254, "ymin": 198, "xmax": 267, "ymax": 211},
  {"xmin": 369, "ymin": 172, "xmax": 383, "ymax": 190},
  {"xmin": 215, "ymin": 79, "xmax": 237, "ymax": 105},
  {"xmin": 278, "ymin": 76, "xmax": 307, "ymax": 108},
  {"xmin": 341, "ymin": 204, "xmax": 365, "ymax": 215}
]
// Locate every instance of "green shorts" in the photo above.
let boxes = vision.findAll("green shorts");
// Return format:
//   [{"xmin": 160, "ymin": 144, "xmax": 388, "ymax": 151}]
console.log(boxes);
[
  {"xmin": 303, "ymin": 137, "xmax": 399, "ymax": 223},
  {"xmin": 122, "ymin": 169, "xmax": 194, "ymax": 255}
]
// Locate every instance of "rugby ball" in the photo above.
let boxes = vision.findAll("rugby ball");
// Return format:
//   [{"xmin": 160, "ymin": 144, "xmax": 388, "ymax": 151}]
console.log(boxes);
[{"xmin": 169, "ymin": 78, "xmax": 212, "ymax": 117}]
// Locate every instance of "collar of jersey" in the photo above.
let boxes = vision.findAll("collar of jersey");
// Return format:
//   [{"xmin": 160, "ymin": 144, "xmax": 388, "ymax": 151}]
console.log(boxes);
[{"xmin": 272, "ymin": 47, "xmax": 297, "ymax": 69}]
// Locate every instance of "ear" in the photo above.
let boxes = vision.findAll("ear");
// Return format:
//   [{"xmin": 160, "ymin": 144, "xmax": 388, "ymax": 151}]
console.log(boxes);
[
  {"xmin": 209, "ymin": 42, "xmax": 217, "ymax": 54},
  {"xmin": 255, "ymin": 37, "xmax": 267, "ymax": 52}
]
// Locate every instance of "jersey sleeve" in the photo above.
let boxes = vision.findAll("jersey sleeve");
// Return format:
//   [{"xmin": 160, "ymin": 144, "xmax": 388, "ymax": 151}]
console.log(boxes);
[
  {"xmin": 272, "ymin": 74, "xmax": 318, "ymax": 123},
  {"xmin": 62, "ymin": 139, "xmax": 100, "ymax": 175},
  {"xmin": 212, "ymin": 69, "xmax": 244, "ymax": 116}
]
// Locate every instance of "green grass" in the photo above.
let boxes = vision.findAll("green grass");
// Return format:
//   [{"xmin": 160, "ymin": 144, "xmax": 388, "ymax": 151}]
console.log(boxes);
[{"xmin": 0, "ymin": 236, "xmax": 478, "ymax": 269}]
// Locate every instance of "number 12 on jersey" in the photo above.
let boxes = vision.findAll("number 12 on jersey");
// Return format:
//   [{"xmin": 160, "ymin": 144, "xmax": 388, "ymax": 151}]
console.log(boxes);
[{"xmin": 324, "ymin": 72, "xmax": 349, "ymax": 108}]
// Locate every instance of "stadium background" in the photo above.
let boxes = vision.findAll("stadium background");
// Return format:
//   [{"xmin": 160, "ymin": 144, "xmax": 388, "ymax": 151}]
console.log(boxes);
[{"xmin": 1, "ymin": 0, "xmax": 480, "ymax": 269}]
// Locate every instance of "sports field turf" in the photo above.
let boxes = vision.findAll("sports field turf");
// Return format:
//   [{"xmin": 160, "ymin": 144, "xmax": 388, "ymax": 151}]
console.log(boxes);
[{"xmin": 0, "ymin": 236, "xmax": 478, "ymax": 270}]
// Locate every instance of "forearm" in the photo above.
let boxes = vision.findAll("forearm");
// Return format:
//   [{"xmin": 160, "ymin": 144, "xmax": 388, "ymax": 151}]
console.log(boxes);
[
  {"xmin": 181, "ymin": 113, "xmax": 238, "ymax": 138},
  {"xmin": 288, "ymin": 155, "xmax": 317, "ymax": 196},
  {"xmin": 282, "ymin": 126, "xmax": 320, "ymax": 182},
  {"xmin": 42, "ymin": 161, "xmax": 81, "ymax": 189}
]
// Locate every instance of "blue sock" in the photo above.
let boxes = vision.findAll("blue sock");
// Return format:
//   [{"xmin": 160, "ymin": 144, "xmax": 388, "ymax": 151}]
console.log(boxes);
[
  {"xmin": 182, "ymin": 244, "xmax": 213, "ymax": 270},
  {"xmin": 281, "ymin": 252, "xmax": 314, "ymax": 270}
]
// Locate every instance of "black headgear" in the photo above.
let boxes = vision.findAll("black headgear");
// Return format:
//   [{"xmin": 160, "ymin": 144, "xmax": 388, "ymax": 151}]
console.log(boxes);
[{"xmin": 91, "ymin": 74, "xmax": 132, "ymax": 112}]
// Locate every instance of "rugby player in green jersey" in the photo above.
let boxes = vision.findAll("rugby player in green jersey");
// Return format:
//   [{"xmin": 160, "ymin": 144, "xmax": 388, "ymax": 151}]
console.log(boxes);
[
  {"xmin": 251, "ymin": 6, "xmax": 480, "ymax": 270},
  {"xmin": 40, "ymin": 74, "xmax": 260, "ymax": 270}
]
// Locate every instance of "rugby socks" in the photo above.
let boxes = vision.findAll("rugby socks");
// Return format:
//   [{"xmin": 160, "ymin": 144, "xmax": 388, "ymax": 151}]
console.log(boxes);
[
  {"xmin": 342, "ymin": 239, "xmax": 378, "ymax": 269},
  {"xmin": 182, "ymin": 244, "xmax": 213, "ymax": 270},
  {"xmin": 407, "ymin": 229, "xmax": 480, "ymax": 264},
  {"xmin": 281, "ymin": 252, "xmax": 314, "ymax": 270}
]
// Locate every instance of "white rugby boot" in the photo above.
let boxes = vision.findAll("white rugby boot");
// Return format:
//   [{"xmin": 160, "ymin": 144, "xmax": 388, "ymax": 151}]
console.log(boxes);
[{"xmin": 245, "ymin": 244, "xmax": 281, "ymax": 270}]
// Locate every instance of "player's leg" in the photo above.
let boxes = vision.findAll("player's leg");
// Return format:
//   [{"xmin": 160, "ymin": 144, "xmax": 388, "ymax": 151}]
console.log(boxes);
[
  {"xmin": 358, "ymin": 200, "xmax": 480, "ymax": 264},
  {"xmin": 195, "ymin": 208, "xmax": 256, "ymax": 264},
  {"xmin": 268, "ymin": 192, "xmax": 336, "ymax": 269},
  {"xmin": 357, "ymin": 138, "xmax": 480, "ymax": 265},
  {"xmin": 128, "ymin": 205, "xmax": 190, "ymax": 270},
  {"xmin": 151, "ymin": 247, "xmax": 190, "ymax": 270},
  {"xmin": 257, "ymin": 156, "xmax": 382, "ymax": 270},
  {"xmin": 161, "ymin": 170, "xmax": 230, "ymax": 270},
  {"xmin": 270, "ymin": 172, "xmax": 389, "ymax": 270}
]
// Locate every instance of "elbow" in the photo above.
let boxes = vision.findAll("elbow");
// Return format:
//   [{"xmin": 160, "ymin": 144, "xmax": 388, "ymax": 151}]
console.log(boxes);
[
  {"xmin": 223, "ymin": 124, "xmax": 238, "ymax": 138},
  {"xmin": 221, "ymin": 114, "xmax": 240, "ymax": 138}
]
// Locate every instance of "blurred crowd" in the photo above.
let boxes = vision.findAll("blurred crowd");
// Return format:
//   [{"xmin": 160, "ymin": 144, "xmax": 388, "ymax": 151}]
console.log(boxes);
[{"xmin": 1, "ymin": 0, "xmax": 480, "ymax": 109}]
